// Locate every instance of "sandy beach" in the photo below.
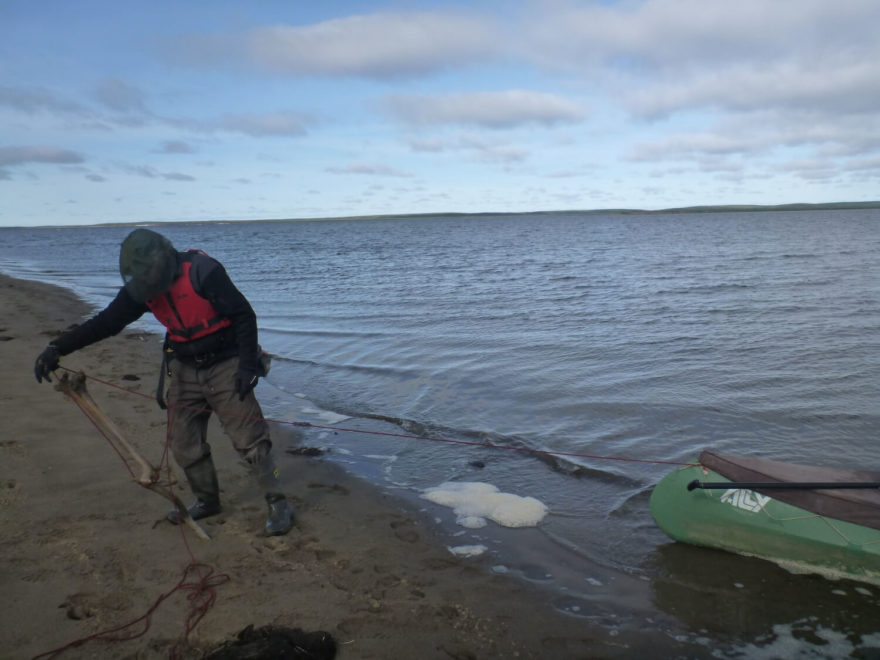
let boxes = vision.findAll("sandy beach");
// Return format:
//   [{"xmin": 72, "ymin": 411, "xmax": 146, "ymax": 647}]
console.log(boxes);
[{"xmin": 0, "ymin": 272, "xmax": 709, "ymax": 659}]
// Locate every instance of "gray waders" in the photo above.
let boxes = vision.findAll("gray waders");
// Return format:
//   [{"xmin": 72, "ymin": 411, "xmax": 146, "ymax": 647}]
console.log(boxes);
[
  {"xmin": 253, "ymin": 453, "xmax": 294, "ymax": 536},
  {"xmin": 166, "ymin": 452, "xmax": 222, "ymax": 523},
  {"xmin": 166, "ymin": 452, "xmax": 294, "ymax": 537}
]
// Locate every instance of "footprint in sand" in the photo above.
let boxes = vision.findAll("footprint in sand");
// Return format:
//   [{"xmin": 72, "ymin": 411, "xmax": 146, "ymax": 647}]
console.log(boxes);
[
  {"xmin": 306, "ymin": 482, "xmax": 350, "ymax": 495},
  {"xmin": 0, "ymin": 440, "xmax": 27, "ymax": 459},
  {"xmin": 389, "ymin": 518, "xmax": 420, "ymax": 544},
  {"xmin": 0, "ymin": 479, "xmax": 21, "ymax": 506},
  {"xmin": 61, "ymin": 593, "xmax": 98, "ymax": 620}
]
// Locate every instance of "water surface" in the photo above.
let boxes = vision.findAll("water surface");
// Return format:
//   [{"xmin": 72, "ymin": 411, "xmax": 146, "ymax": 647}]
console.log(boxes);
[{"xmin": 4, "ymin": 209, "xmax": 880, "ymax": 656}]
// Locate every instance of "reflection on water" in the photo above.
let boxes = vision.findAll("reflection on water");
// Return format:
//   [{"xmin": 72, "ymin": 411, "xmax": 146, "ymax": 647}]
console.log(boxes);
[{"xmin": 649, "ymin": 543, "xmax": 880, "ymax": 657}]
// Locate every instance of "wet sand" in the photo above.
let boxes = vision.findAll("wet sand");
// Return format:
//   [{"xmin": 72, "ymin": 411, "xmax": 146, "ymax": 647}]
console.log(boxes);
[{"xmin": 0, "ymin": 273, "xmax": 710, "ymax": 659}]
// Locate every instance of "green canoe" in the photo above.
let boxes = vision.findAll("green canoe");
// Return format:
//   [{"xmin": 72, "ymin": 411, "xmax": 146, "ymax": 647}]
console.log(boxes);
[{"xmin": 649, "ymin": 450, "xmax": 880, "ymax": 584}]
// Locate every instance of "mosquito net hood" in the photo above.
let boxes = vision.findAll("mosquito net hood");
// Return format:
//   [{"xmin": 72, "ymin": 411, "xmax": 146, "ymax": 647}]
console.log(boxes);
[{"xmin": 119, "ymin": 228, "xmax": 179, "ymax": 303}]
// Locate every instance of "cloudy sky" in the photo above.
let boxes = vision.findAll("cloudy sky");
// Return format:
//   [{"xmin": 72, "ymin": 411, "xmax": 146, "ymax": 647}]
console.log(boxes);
[{"xmin": 2, "ymin": 0, "xmax": 879, "ymax": 227}]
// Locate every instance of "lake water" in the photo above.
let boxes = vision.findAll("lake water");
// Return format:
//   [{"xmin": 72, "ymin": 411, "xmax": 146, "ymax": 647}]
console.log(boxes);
[{"xmin": 3, "ymin": 209, "xmax": 880, "ymax": 657}]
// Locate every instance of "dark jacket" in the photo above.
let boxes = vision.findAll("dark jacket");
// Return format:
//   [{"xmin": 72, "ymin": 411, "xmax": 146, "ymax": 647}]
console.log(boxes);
[{"xmin": 53, "ymin": 251, "xmax": 260, "ymax": 370}]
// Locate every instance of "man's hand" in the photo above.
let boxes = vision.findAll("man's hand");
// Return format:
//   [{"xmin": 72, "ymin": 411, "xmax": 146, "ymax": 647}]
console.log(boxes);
[
  {"xmin": 234, "ymin": 365, "xmax": 260, "ymax": 401},
  {"xmin": 34, "ymin": 344, "xmax": 60, "ymax": 383}
]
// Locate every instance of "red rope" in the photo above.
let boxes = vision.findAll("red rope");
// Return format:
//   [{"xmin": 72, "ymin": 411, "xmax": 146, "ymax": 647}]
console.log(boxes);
[
  {"xmin": 41, "ymin": 365, "xmax": 693, "ymax": 657},
  {"xmin": 162, "ymin": 404, "xmax": 231, "ymax": 657},
  {"xmin": 38, "ymin": 369, "xmax": 230, "ymax": 660},
  {"xmin": 33, "ymin": 563, "xmax": 228, "ymax": 660}
]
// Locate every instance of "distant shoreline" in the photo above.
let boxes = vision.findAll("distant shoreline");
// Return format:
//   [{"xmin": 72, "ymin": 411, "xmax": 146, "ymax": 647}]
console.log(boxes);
[
  {"xmin": 6, "ymin": 200, "xmax": 880, "ymax": 229},
  {"xmin": 256, "ymin": 200, "xmax": 880, "ymax": 223}
]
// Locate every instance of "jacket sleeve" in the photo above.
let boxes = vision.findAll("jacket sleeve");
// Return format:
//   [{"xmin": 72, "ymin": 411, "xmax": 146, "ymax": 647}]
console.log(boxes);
[
  {"xmin": 52, "ymin": 287, "xmax": 148, "ymax": 355},
  {"xmin": 190, "ymin": 255, "xmax": 260, "ymax": 370}
]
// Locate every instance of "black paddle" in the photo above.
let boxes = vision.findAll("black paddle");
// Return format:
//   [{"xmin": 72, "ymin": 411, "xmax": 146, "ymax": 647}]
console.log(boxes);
[{"xmin": 687, "ymin": 479, "xmax": 880, "ymax": 491}]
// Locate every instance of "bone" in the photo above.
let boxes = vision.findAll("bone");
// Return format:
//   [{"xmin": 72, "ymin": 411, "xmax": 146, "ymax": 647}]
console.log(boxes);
[{"xmin": 55, "ymin": 371, "xmax": 211, "ymax": 541}]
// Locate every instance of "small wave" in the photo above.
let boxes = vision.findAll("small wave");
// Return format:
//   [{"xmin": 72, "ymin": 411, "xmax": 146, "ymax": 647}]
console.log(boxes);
[
  {"xmin": 534, "ymin": 455, "xmax": 647, "ymax": 488},
  {"xmin": 654, "ymin": 283, "xmax": 755, "ymax": 296},
  {"xmin": 269, "ymin": 354, "xmax": 421, "ymax": 379},
  {"xmin": 781, "ymin": 252, "xmax": 821, "ymax": 259},
  {"xmin": 607, "ymin": 486, "xmax": 653, "ymax": 517},
  {"xmin": 261, "ymin": 326, "xmax": 388, "ymax": 339},
  {"xmin": 322, "ymin": 409, "xmax": 648, "ymax": 488}
]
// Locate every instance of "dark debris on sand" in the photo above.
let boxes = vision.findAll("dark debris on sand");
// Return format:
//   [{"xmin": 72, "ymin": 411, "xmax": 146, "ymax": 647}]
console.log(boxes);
[{"xmin": 204, "ymin": 624, "xmax": 336, "ymax": 659}]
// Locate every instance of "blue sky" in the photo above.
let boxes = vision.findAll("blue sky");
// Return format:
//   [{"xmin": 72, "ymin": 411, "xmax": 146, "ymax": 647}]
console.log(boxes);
[{"xmin": 2, "ymin": 0, "xmax": 879, "ymax": 226}]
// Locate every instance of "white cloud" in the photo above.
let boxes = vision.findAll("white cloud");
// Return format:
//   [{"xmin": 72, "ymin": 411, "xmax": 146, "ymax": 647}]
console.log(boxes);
[
  {"xmin": 162, "ymin": 172, "xmax": 196, "ymax": 182},
  {"xmin": 0, "ymin": 145, "xmax": 85, "ymax": 167},
  {"xmin": 0, "ymin": 86, "xmax": 87, "ymax": 115},
  {"xmin": 625, "ymin": 60, "xmax": 880, "ymax": 120},
  {"xmin": 176, "ymin": 11, "xmax": 498, "ymax": 78},
  {"xmin": 520, "ymin": 0, "xmax": 880, "ymax": 130},
  {"xmin": 627, "ymin": 105, "xmax": 880, "ymax": 187},
  {"xmin": 1, "ymin": 83, "xmax": 312, "ymax": 140},
  {"xmin": 545, "ymin": 169, "xmax": 587, "ymax": 179},
  {"xmin": 157, "ymin": 140, "xmax": 196, "ymax": 154},
  {"xmin": 118, "ymin": 163, "xmax": 195, "ymax": 181},
  {"xmin": 3, "ymin": 2, "xmax": 879, "ymax": 223},
  {"xmin": 326, "ymin": 163, "xmax": 410, "ymax": 177},
  {"xmin": 383, "ymin": 90, "xmax": 584, "ymax": 128},
  {"xmin": 408, "ymin": 137, "xmax": 447, "ymax": 153},
  {"xmin": 522, "ymin": 0, "xmax": 879, "ymax": 70},
  {"xmin": 93, "ymin": 78, "xmax": 149, "ymax": 114},
  {"xmin": 846, "ymin": 156, "xmax": 880, "ymax": 174},
  {"xmin": 0, "ymin": 145, "xmax": 85, "ymax": 180},
  {"xmin": 217, "ymin": 112, "xmax": 311, "ymax": 137},
  {"xmin": 629, "ymin": 133, "xmax": 767, "ymax": 162},
  {"xmin": 408, "ymin": 133, "xmax": 530, "ymax": 164}
]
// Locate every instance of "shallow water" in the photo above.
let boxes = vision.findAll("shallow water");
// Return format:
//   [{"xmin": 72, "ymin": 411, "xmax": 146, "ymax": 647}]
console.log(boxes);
[{"xmin": 4, "ymin": 209, "xmax": 880, "ymax": 655}]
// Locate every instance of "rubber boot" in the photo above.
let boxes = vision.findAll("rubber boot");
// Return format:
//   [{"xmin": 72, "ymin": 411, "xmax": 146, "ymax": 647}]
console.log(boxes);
[
  {"xmin": 253, "ymin": 454, "xmax": 294, "ymax": 536},
  {"xmin": 166, "ymin": 453, "xmax": 222, "ymax": 525}
]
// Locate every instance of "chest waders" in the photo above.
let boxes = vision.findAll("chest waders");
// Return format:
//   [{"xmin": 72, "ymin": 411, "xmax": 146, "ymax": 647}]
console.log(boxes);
[
  {"xmin": 152, "ymin": 282, "xmax": 292, "ymax": 536},
  {"xmin": 166, "ymin": 448, "xmax": 293, "ymax": 536}
]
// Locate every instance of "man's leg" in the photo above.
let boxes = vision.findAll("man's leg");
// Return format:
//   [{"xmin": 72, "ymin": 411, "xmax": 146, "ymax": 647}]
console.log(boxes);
[
  {"xmin": 249, "ymin": 449, "xmax": 294, "ymax": 536},
  {"xmin": 165, "ymin": 358, "xmax": 221, "ymax": 523},
  {"xmin": 205, "ymin": 356, "xmax": 293, "ymax": 536}
]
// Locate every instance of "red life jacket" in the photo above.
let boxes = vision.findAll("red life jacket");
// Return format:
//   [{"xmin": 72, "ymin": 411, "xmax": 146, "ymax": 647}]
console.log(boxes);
[{"xmin": 146, "ymin": 253, "xmax": 232, "ymax": 343}]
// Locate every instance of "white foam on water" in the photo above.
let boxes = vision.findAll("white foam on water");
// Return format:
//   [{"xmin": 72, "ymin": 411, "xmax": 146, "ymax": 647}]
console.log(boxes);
[
  {"xmin": 300, "ymin": 407, "xmax": 351, "ymax": 424},
  {"xmin": 448, "ymin": 544, "xmax": 488, "ymax": 558},
  {"xmin": 421, "ymin": 481, "xmax": 548, "ymax": 528},
  {"xmin": 720, "ymin": 623, "xmax": 880, "ymax": 659},
  {"xmin": 458, "ymin": 515, "xmax": 487, "ymax": 529}
]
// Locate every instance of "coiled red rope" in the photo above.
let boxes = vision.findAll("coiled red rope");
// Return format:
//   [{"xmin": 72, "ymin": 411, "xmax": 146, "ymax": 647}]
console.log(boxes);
[
  {"xmin": 36, "ymin": 368, "xmax": 231, "ymax": 660},
  {"xmin": 33, "ymin": 562, "xmax": 227, "ymax": 659}
]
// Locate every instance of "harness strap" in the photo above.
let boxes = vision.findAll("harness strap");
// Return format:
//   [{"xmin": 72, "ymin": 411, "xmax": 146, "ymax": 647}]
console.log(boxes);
[
  {"xmin": 168, "ymin": 315, "xmax": 228, "ymax": 341},
  {"xmin": 163, "ymin": 291, "xmax": 217, "ymax": 342},
  {"xmin": 156, "ymin": 349, "xmax": 171, "ymax": 410}
]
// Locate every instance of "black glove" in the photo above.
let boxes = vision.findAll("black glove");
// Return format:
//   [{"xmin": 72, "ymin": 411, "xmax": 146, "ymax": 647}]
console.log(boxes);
[
  {"xmin": 35, "ymin": 344, "xmax": 60, "ymax": 383},
  {"xmin": 234, "ymin": 365, "xmax": 260, "ymax": 401}
]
